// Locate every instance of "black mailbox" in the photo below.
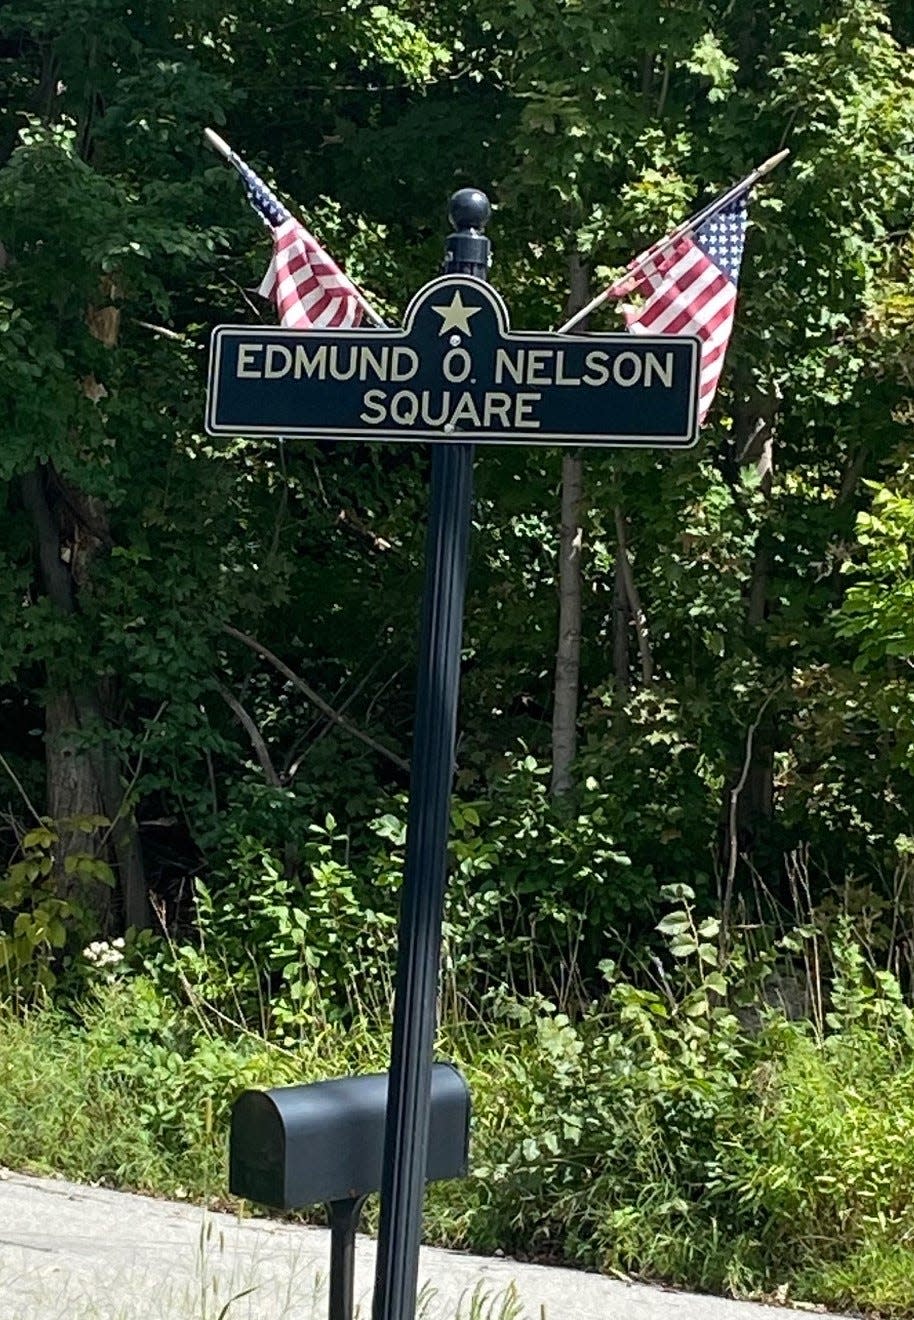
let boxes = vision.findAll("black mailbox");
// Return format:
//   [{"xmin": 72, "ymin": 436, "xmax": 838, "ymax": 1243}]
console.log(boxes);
[{"xmin": 230, "ymin": 1062, "xmax": 470, "ymax": 1210}]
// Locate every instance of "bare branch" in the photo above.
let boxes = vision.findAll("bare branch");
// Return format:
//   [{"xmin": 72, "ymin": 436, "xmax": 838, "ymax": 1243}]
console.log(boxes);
[
  {"xmin": 834, "ymin": 447, "xmax": 869, "ymax": 509},
  {"xmin": 224, "ymin": 275, "xmax": 267, "ymax": 321},
  {"xmin": 337, "ymin": 508, "xmax": 393, "ymax": 553},
  {"xmin": 222, "ymin": 624, "xmax": 409, "ymax": 772},
  {"xmin": 216, "ymin": 682, "xmax": 282, "ymax": 787},
  {"xmin": 365, "ymin": 663, "xmax": 407, "ymax": 723},
  {"xmin": 656, "ymin": 53, "xmax": 671, "ymax": 117},
  {"xmin": 291, "ymin": 657, "xmax": 385, "ymax": 777},
  {"xmin": 0, "ymin": 751, "xmax": 44, "ymax": 827},
  {"xmin": 132, "ymin": 319, "xmax": 193, "ymax": 344},
  {"xmin": 97, "ymin": 701, "xmax": 168, "ymax": 852},
  {"xmin": 151, "ymin": 893, "xmax": 300, "ymax": 1054},
  {"xmin": 612, "ymin": 558, "xmax": 630, "ymax": 690},
  {"xmin": 722, "ymin": 685, "xmax": 783, "ymax": 944}
]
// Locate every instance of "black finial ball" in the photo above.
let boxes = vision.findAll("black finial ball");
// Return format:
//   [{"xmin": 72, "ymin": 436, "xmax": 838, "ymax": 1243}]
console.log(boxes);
[{"xmin": 449, "ymin": 188, "xmax": 491, "ymax": 232}]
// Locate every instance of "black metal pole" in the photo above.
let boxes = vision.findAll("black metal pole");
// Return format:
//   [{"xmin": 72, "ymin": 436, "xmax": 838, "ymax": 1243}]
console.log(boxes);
[
  {"xmin": 328, "ymin": 1196, "xmax": 368, "ymax": 1320},
  {"xmin": 372, "ymin": 189, "xmax": 492, "ymax": 1320}
]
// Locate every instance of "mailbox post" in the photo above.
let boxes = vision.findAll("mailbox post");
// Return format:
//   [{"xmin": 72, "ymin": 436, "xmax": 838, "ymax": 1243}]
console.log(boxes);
[{"xmin": 328, "ymin": 1197, "xmax": 367, "ymax": 1320}]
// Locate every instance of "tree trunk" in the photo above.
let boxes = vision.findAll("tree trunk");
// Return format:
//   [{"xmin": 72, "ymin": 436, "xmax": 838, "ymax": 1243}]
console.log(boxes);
[
  {"xmin": 85, "ymin": 685, "xmax": 150, "ymax": 931},
  {"xmin": 550, "ymin": 256, "xmax": 590, "ymax": 798},
  {"xmin": 551, "ymin": 449, "xmax": 584, "ymax": 796},
  {"xmin": 738, "ymin": 537, "xmax": 776, "ymax": 840},
  {"xmin": 612, "ymin": 558, "xmax": 630, "ymax": 691},
  {"xmin": 613, "ymin": 505, "xmax": 653, "ymax": 685},
  {"xmin": 21, "ymin": 463, "xmax": 149, "ymax": 929},
  {"xmin": 44, "ymin": 688, "xmax": 110, "ymax": 927},
  {"xmin": 727, "ymin": 390, "xmax": 780, "ymax": 865}
]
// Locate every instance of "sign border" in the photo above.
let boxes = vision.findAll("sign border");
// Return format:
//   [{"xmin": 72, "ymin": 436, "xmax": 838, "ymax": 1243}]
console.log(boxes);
[{"xmin": 205, "ymin": 275, "xmax": 701, "ymax": 448}]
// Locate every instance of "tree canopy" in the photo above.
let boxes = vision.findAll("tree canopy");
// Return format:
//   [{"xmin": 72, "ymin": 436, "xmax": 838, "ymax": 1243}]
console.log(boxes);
[{"xmin": 0, "ymin": 0, "xmax": 912, "ymax": 987}]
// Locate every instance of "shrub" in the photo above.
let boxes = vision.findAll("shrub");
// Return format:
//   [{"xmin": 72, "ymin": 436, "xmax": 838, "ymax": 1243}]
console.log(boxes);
[{"xmin": 2, "ymin": 891, "xmax": 914, "ymax": 1316}]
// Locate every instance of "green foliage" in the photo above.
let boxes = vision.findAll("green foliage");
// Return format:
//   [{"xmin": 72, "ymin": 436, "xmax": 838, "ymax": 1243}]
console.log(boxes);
[
  {"xmin": 0, "ymin": 817, "xmax": 114, "ymax": 995},
  {"xmin": 436, "ymin": 898, "xmax": 914, "ymax": 1315},
  {"xmin": 833, "ymin": 467, "xmax": 914, "ymax": 778},
  {"xmin": 373, "ymin": 753, "xmax": 640, "ymax": 1000},
  {"xmin": 145, "ymin": 764, "xmax": 640, "ymax": 1034},
  {"xmin": 838, "ymin": 471, "xmax": 914, "ymax": 666},
  {"xmin": 146, "ymin": 818, "xmax": 400, "ymax": 1035},
  {"xmin": 1, "ymin": 0, "xmax": 912, "ymax": 947},
  {"xmin": 6, "ymin": 900, "xmax": 914, "ymax": 1314},
  {"xmin": 1, "ymin": 6, "xmax": 914, "ymax": 1313}
]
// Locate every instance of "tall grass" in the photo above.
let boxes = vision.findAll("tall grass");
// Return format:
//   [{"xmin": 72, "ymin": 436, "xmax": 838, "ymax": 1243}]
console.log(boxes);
[{"xmin": 3, "ymin": 893, "xmax": 914, "ymax": 1317}]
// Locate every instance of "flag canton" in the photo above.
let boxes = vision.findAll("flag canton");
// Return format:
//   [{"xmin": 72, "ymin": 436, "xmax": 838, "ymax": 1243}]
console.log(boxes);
[
  {"xmin": 237, "ymin": 161, "xmax": 290, "ymax": 229},
  {"xmin": 695, "ymin": 196, "xmax": 748, "ymax": 283}
]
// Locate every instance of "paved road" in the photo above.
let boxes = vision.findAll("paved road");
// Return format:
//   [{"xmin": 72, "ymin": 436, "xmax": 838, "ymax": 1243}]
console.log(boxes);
[{"xmin": 0, "ymin": 1172, "xmax": 850, "ymax": 1320}]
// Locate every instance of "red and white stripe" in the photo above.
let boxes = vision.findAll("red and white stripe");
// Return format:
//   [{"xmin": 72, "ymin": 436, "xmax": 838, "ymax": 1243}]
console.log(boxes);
[
  {"xmin": 619, "ymin": 234, "xmax": 737, "ymax": 423},
  {"xmin": 258, "ymin": 218, "xmax": 363, "ymax": 330},
  {"xmin": 609, "ymin": 249, "xmax": 668, "ymax": 300}
]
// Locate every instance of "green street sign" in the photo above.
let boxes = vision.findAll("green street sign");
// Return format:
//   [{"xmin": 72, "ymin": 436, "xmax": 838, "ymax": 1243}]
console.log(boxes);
[{"xmin": 206, "ymin": 275, "xmax": 700, "ymax": 448}]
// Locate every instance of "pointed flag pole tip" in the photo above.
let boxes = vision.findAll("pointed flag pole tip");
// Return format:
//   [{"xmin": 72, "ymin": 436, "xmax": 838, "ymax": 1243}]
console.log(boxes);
[
  {"xmin": 204, "ymin": 127, "xmax": 233, "ymax": 161},
  {"xmin": 756, "ymin": 148, "xmax": 790, "ymax": 177}
]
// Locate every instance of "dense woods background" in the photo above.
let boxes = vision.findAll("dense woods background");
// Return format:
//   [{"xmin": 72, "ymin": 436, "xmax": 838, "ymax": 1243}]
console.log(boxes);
[
  {"xmin": 2, "ymin": 0, "xmax": 912, "ymax": 983},
  {"xmin": 1, "ymin": 3, "xmax": 914, "ymax": 1313}
]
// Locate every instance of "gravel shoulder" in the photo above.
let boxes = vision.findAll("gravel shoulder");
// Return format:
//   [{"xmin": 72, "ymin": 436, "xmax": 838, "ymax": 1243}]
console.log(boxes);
[{"xmin": 0, "ymin": 1171, "xmax": 852, "ymax": 1320}]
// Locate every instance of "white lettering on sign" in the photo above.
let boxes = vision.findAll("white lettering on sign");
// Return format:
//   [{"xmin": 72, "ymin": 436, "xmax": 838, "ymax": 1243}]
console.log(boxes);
[
  {"xmin": 391, "ymin": 348, "xmax": 420, "ymax": 381},
  {"xmin": 582, "ymin": 351, "xmax": 610, "ymax": 387},
  {"xmin": 493, "ymin": 350, "xmax": 523, "ymax": 386},
  {"xmin": 645, "ymin": 352, "xmax": 673, "ymax": 388},
  {"xmin": 613, "ymin": 351, "xmax": 642, "ymax": 387},
  {"xmin": 327, "ymin": 346, "xmax": 356, "ymax": 380},
  {"xmin": 525, "ymin": 350, "xmax": 552, "ymax": 386},
  {"xmin": 265, "ymin": 344, "xmax": 293, "ymax": 378},
  {"xmin": 295, "ymin": 345, "xmax": 327, "ymax": 378},
  {"xmin": 235, "ymin": 340, "xmax": 677, "ymax": 394},
  {"xmin": 555, "ymin": 352, "xmax": 580, "ymax": 386},
  {"xmin": 235, "ymin": 343, "xmax": 422, "ymax": 383},
  {"xmin": 493, "ymin": 346, "xmax": 674, "ymax": 388},
  {"xmin": 515, "ymin": 393, "xmax": 540, "ymax": 427},
  {"xmin": 442, "ymin": 348, "xmax": 472, "ymax": 383},
  {"xmin": 390, "ymin": 391, "xmax": 419, "ymax": 425},
  {"xmin": 581, "ymin": 349, "xmax": 675, "ymax": 389},
  {"xmin": 360, "ymin": 390, "xmax": 386, "ymax": 424},
  {"xmin": 236, "ymin": 344, "xmax": 263, "ymax": 378},
  {"xmin": 359, "ymin": 389, "xmax": 543, "ymax": 430}
]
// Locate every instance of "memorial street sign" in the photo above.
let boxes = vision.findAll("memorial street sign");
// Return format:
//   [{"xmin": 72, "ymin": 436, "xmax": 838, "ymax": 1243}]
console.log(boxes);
[{"xmin": 206, "ymin": 275, "xmax": 700, "ymax": 448}]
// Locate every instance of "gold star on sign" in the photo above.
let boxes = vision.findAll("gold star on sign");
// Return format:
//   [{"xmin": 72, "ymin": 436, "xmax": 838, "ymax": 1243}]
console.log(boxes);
[{"xmin": 431, "ymin": 290, "xmax": 481, "ymax": 336}]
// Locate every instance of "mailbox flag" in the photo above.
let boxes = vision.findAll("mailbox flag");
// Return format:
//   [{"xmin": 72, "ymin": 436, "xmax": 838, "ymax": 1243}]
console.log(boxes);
[{"xmin": 610, "ymin": 194, "xmax": 749, "ymax": 422}]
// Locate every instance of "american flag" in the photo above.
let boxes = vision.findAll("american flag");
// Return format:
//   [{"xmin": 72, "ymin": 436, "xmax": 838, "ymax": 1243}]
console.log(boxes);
[
  {"xmin": 236, "ymin": 156, "xmax": 364, "ymax": 330},
  {"xmin": 610, "ymin": 194, "xmax": 749, "ymax": 422}
]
